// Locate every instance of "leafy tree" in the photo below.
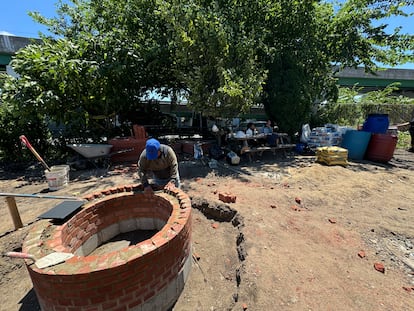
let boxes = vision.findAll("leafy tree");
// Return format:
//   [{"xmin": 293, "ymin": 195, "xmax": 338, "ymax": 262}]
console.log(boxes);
[
  {"xmin": 263, "ymin": 0, "xmax": 414, "ymax": 134},
  {"xmin": 157, "ymin": 0, "xmax": 267, "ymax": 117},
  {"xmin": 261, "ymin": 1, "xmax": 338, "ymax": 134},
  {"xmin": 1, "ymin": 38, "xmax": 112, "ymax": 142},
  {"xmin": 2, "ymin": 0, "xmax": 414, "ymax": 162}
]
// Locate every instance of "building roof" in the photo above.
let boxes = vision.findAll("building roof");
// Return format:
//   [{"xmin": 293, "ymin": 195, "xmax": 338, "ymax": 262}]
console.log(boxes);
[{"xmin": 0, "ymin": 34, "xmax": 42, "ymax": 65}]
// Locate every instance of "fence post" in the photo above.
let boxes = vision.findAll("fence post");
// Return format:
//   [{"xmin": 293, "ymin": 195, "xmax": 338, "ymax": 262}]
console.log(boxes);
[{"xmin": 5, "ymin": 196, "xmax": 23, "ymax": 230}]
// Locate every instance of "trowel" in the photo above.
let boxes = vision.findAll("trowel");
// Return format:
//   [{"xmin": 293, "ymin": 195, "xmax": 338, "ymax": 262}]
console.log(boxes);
[{"xmin": 5, "ymin": 251, "xmax": 74, "ymax": 269}]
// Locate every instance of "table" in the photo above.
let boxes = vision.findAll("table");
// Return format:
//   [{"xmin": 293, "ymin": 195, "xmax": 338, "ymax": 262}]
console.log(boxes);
[
  {"xmin": 228, "ymin": 133, "xmax": 295, "ymax": 162},
  {"xmin": 229, "ymin": 133, "xmax": 290, "ymax": 147},
  {"xmin": 229, "ymin": 133, "xmax": 267, "ymax": 147}
]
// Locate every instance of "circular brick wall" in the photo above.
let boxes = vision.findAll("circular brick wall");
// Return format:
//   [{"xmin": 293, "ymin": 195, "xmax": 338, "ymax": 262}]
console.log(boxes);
[{"xmin": 22, "ymin": 184, "xmax": 192, "ymax": 311}]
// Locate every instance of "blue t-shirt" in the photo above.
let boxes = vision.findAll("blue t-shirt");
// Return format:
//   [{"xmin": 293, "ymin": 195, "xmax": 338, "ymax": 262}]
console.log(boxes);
[{"xmin": 263, "ymin": 126, "xmax": 273, "ymax": 135}]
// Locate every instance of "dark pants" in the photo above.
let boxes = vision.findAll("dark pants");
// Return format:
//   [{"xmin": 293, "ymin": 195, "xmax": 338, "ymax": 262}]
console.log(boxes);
[
  {"xmin": 409, "ymin": 123, "xmax": 414, "ymax": 149},
  {"xmin": 267, "ymin": 134, "xmax": 279, "ymax": 146}
]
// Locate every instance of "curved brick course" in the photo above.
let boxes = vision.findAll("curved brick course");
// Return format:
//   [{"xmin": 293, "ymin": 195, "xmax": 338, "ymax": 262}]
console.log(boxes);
[{"xmin": 22, "ymin": 184, "xmax": 192, "ymax": 311}]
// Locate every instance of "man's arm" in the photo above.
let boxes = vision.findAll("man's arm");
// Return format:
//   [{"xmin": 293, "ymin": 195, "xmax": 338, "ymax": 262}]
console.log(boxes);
[
  {"xmin": 137, "ymin": 155, "xmax": 150, "ymax": 187},
  {"xmin": 166, "ymin": 146, "xmax": 179, "ymax": 185}
]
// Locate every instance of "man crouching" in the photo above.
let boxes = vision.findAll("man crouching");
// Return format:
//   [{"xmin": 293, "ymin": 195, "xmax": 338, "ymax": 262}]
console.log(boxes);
[{"xmin": 138, "ymin": 138, "xmax": 181, "ymax": 196}]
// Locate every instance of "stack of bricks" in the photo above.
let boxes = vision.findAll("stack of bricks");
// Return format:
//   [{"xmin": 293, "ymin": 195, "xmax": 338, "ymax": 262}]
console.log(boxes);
[
  {"xmin": 109, "ymin": 125, "xmax": 148, "ymax": 163},
  {"xmin": 22, "ymin": 184, "xmax": 192, "ymax": 311}
]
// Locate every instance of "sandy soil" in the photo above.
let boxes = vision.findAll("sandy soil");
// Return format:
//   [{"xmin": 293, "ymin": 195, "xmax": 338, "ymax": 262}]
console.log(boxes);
[{"xmin": 1, "ymin": 148, "xmax": 414, "ymax": 311}]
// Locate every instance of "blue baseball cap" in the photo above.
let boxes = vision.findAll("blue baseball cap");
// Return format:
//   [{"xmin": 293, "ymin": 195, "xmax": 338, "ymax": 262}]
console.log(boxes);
[{"xmin": 145, "ymin": 138, "xmax": 160, "ymax": 160}]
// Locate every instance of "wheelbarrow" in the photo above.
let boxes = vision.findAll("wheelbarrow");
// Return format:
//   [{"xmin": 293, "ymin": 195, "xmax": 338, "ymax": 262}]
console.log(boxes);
[{"xmin": 67, "ymin": 144, "xmax": 133, "ymax": 170}]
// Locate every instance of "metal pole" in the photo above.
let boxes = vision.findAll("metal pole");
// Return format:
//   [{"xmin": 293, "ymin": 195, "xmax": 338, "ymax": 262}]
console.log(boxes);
[
  {"xmin": 5, "ymin": 197, "xmax": 23, "ymax": 230},
  {"xmin": 0, "ymin": 192, "xmax": 81, "ymax": 200}
]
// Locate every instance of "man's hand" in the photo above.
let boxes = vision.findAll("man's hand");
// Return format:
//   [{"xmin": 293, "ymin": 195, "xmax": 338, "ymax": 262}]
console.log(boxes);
[
  {"xmin": 164, "ymin": 181, "xmax": 176, "ymax": 191},
  {"xmin": 143, "ymin": 185, "xmax": 154, "ymax": 197}
]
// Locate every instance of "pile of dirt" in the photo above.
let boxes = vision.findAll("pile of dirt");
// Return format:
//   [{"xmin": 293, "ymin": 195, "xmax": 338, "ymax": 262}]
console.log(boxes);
[{"xmin": 1, "ymin": 149, "xmax": 414, "ymax": 311}]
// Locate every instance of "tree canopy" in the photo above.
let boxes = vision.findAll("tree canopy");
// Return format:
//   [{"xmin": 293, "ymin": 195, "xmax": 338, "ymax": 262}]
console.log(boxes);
[{"xmin": 1, "ymin": 0, "xmax": 414, "ymax": 158}]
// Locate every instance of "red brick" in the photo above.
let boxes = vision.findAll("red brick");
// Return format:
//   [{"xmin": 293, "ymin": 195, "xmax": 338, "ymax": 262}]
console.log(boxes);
[
  {"xmin": 357, "ymin": 250, "xmax": 366, "ymax": 258},
  {"xmin": 109, "ymin": 187, "xmax": 119, "ymax": 194},
  {"xmin": 56, "ymin": 298, "xmax": 73, "ymax": 306},
  {"xmin": 84, "ymin": 194, "xmax": 95, "ymax": 201},
  {"xmin": 193, "ymin": 252, "xmax": 201, "ymax": 260},
  {"xmin": 218, "ymin": 192, "xmax": 237, "ymax": 203},
  {"xmin": 374, "ymin": 262, "xmax": 385, "ymax": 273},
  {"xmin": 102, "ymin": 300, "xmax": 118, "ymax": 309}
]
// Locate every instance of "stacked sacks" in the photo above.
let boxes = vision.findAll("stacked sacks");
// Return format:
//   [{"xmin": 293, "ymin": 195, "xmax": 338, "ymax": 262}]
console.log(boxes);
[
  {"xmin": 316, "ymin": 146, "xmax": 348, "ymax": 166},
  {"xmin": 307, "ymin": 125, "xmax": 342, "ymax": 147}
]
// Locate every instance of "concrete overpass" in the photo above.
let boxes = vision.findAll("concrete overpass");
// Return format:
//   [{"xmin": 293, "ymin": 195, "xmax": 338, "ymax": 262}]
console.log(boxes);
[{"xmin": 335, "ymin": 66, "xmax": 414, "ymax": 97}]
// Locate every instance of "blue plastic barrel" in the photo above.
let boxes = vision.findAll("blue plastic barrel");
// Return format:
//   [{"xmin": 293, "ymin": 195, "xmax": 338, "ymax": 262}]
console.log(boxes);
[
  {"xmin": 362, "ymin": 114, "xmax": 389, "ymax": 134},
  {"xmin": 341, "ymin": 130, "xmax": 371, "ymax": 160}
]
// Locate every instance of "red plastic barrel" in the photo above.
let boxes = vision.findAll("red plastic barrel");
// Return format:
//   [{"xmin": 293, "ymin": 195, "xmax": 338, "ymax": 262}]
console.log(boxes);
[{"xmin": 365, "ymin": 133, "xmax": 398, "ymax": 163}]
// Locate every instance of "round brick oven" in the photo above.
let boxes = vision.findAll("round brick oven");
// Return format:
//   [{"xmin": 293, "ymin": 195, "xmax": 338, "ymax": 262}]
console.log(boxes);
[{"xmin": 22, "ymin": 184, "xmax": 192, "ymax": 311}]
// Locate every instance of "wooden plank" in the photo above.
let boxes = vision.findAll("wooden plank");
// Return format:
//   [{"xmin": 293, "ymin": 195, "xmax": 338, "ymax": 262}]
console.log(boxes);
[
  {"xmin": 243, "ymin": 147, "xmax": 271, "ymax": 153},
  {"xmin": 271, "ymin": 144, "xmax": 296, "ymax": 150},
  {"xmin": 5, "ymin": 197, "xmax": 23, "ymax": 230}
]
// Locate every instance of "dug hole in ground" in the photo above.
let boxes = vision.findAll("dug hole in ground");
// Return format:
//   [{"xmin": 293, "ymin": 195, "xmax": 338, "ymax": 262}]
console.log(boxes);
[{"xmin": 1, "ymin": 148, "xmax": 414, "ymax": 311}]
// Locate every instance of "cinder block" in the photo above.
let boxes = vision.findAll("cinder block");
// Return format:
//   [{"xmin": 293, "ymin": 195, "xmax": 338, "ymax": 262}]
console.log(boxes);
[
  {"xmin": 182, "ymin": 252, "xmax": 192, "ymax": 283},
  {"xmin": 75, "ymin": 234, "xmax": 99, "ymax": 256},
  {"xmin": 154, "ymin": 218, "xmax": 166, "ymax": 230},
  {"xmin": 136, "ymin": 217, "xmax": 156, "ymax": 230},
  {"xmin": 119, "ymin": 218, "xmax": 138, "ymax": 233},
  {"xmin": 99, "ymin": 223, "xmax": 120, "ymax": 243}
]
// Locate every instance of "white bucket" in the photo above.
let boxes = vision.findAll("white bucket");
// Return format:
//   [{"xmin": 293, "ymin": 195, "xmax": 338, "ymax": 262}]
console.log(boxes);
[
  {"xmin": 45, "ymin": 165, "xmax": 70, "ymax": 190},
  {"xmin": 50, "ymin": 165, "xmax": 70, "ymax": 186}
]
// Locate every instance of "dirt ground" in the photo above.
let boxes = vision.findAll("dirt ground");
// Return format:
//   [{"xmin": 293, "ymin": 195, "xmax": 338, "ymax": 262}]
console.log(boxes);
[{"xmin": 1, "ymin": 148, "xmax": 414, "ymax": 311}]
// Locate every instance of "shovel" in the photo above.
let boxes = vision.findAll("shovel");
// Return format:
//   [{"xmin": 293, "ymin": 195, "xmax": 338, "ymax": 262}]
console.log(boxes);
[
  {"xmin": 5, "ymin": 251, "xmax": 74, "ymax": 269},
  {"xmin": 19, "ymin": 135, "xmax": 51, "ymax": 171}
]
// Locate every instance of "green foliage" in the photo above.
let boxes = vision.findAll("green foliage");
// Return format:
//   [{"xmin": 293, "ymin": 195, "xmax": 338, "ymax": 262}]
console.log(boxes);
[
  {"xmin": 1, "ymin": 0, "xmax": 414, "ymax": 161},
  {"xmin": 317, "ymin": 84, "xmax": 414, "ymax": 127},
  {"xmin": 397, "ymin": 131, "xmax": 411, "ymax": 149},
  {"xmin": 262, "ymin": 1, "xmax": 338, "ymax": 135},
  {"xmin": 0, "ymin": 81, "xmax": 50, "ymax": 162},
  {"xmin": 157, "ymin": 0, "xmax": 267, "ymax": 117},
  {"xmin": 263, "ymin": 0, "xmax": 414, "ymax": 134}
]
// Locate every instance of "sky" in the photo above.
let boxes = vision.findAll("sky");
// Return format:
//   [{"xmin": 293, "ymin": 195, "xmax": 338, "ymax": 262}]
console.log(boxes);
[
  {"xmin": 1, "ymin": 0, "xmax": 413, "ymax": 69},
  {"xmin": 0, "ymin": 0, "xmax": 60, "ymax": 38}
]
